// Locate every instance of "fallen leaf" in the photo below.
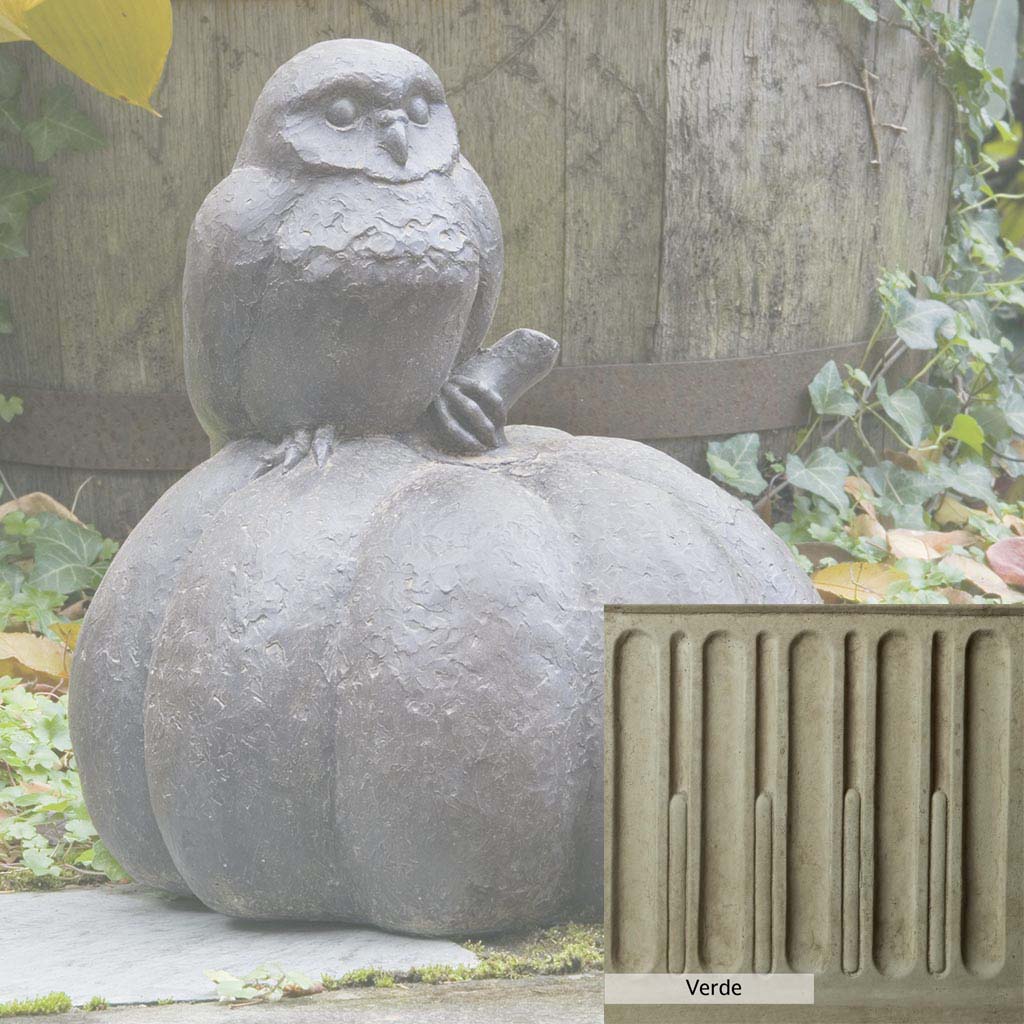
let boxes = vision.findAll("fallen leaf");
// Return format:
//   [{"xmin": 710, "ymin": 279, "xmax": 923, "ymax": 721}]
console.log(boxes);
[
  {"xmin": 940, "ymin": 554, "xmax": 1024, "ymax": 603},
  {"xmin": 934, "ymin": 494, "xmax": 973, "ymax": 527},
  {"xmin": 844, "ymin": 476, "xmax": 877, "ymax": 515},
  {"xmin": 886, "ymin": 528, "xmax": 977, "ymax": 560},
  {"xmin": 812, "ymin": 561, "xmax": 908, "ymax": 603},
  {"xmin": 797, "ymin": 542, "xmax": 852, "ymax": 567},
  {"xmin": 938, "ymin": 587, "xmax": 975, "ymax": 605},
  {"xmin": 0, "ymin": 491, "xmax": 80, "ymax": 524},
  {"xmin": 50, "ymin": 621, "xmax": 81, "ymax": 650},
  {"xmin": 1002, "ymin": 514, "xmax": 1024, "ymax": 537},
  {"xmin": 850, "ymin": 513, "xmax": 887, "ymax": 543},
  {"xmin": 0, "ymin": 631, "xmax": 68, "ymax": 684},
  {"xmin": 986, "ymin": 537, "xmax": 1024, "ymax": 587}
]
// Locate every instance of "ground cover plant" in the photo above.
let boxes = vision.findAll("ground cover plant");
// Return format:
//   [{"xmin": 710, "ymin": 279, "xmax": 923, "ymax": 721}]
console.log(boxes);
[
  {"xmin": 0, "ymin": 491, "xmax": 123, "ymax": 887},
  {"xmin": 708, "ymin": 0, "xmax": 1024, "ymax": 605}
]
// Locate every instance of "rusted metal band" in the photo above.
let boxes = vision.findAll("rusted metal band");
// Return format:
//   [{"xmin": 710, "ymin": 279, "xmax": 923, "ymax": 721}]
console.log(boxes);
[
  {"xmin": 0, "ymin": 343, "xmax": 862, "ymax": 471},
  {"xmin": 510, "ymin": 342, "xmax": 866, "ymax": 440}
]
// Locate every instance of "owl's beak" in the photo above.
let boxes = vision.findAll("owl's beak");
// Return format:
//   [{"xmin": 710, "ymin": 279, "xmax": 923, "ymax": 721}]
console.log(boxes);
[{"xmin": 380, "ymin": 121, "xmax": 409, "ymax": 166}]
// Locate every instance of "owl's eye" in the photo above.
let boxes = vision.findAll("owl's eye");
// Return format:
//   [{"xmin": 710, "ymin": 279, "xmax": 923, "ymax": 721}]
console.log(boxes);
[
  {"xmin": 326, "ymin": 97, "xmax": 358, "ymax": 129},
  {"xmin": 407, "ymin": 95, "xmax": 429, "ymax": 126}
]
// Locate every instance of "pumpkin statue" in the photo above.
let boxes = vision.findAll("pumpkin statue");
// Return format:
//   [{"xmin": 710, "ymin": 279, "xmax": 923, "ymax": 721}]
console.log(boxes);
[{"xmin": 69, "ymin": 39, "xmax": 816, "ymax": 937}]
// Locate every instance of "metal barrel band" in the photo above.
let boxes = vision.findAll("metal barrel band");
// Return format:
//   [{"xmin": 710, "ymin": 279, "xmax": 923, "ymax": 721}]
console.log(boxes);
[{"xmin": 0, "ymin": 343, "xmax": 863, "ymax": 472}]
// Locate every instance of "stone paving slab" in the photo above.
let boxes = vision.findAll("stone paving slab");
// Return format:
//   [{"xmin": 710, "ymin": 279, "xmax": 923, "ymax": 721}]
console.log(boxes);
[
  {"xmin": 0, "ymin": 886, "xmax": 477, "ymax": 1006},
  {"xmin": 5, "ymin": 975, "xmax": 603, "ymax": 1024}
]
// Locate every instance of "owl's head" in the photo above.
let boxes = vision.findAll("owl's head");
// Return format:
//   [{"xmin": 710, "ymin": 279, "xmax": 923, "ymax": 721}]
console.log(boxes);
[{"xmin": 236, "ymin": 39, "xmax": 459, "ymax": 182}]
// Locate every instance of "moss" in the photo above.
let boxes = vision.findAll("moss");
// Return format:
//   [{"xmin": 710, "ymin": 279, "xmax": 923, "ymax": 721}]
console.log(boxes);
[
  {"xmin": 84, "ymin": 996, "xmax": 108, "ymax": 1011},
  {"xmin": 0, "ymin": 992, "xmax": 73, "ymax": 1017},
  {"xmin": 322, "ymin": 922, "xmax": 602, "ymax": 991}
]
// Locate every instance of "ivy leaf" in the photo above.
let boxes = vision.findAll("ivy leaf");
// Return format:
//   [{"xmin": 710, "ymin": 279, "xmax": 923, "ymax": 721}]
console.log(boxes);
[
  {"xmin": 785, "ymin": 447, "xmax": 850, "ymax": 511},
  {"xmin": 22, "ymin": 85, "xmax": 105, "ymax": 162},
  {"xmin": 890, "ymin": 292, "xmax": 956, "ymax": 350},
  {"xmin": 707, "ymin": 432, "xmax": 767, "ymax": 496},
  {"xmin": 0, "ymin": 97, "xmax": 25, "ymax": 136},
  {"xmin": 0, "ymin": 223, "xmax": 28, "ymax": 259},
  {"xmin": 910, "ymin": 381, "xmax": 960, "ymax": 428},
  {"xmin": 925, "ymin": 460, "xmax": 1000, "ymax": 511},
  {"xmin": 1002, "ymin": 389, "xmax": 1024, "ymax": 435},
  {"xmin": 0, "ymin": 393, "xmax": 23, "ymax": 421},
  {"xmin": 808, "ymin": 359, "xmax": 858, "ymax": 417},
  {"xmin": 948, "ymin": 413, "xmax": 985, "ymax": 454},
  {"xmin": 25, "ymin": 513, "xmax": 106, "ymax": 597},
  {"xmin": 0, "ymin": 168, "xmax": 52, "ymax": 259},
  {"xmin": 0, "ymin": 297, "xmax": 11, "ymax": 334},
  {"xmin": 0, "ymin": 52, "xmax": 21, "ymax": 101},
  {"xmin": 842, "ymin": 0, "xmax": 878, "ymax": 21},
  {"xmin": 972, "ymin": 402, "xmax": 1010, "ymax": 443},
  {"xmin": 876, "ymin": 379, "xmax": 929, "ymax": 445},
  {"xmin": 862, "ymin": 460, "xmax": 946, "ymax": 507}
]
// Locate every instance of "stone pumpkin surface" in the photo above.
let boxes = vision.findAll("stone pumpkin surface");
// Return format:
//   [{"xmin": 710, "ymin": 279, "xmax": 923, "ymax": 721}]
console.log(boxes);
[{"xmin": 71, "ymin": 426, "xmax": 814, "ymax": 935}]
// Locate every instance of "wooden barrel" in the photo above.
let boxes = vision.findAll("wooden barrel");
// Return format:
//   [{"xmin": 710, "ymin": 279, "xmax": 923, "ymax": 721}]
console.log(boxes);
[{"xmin": 0, "ymin": 0, "xmax": 955, "ymax": 537}]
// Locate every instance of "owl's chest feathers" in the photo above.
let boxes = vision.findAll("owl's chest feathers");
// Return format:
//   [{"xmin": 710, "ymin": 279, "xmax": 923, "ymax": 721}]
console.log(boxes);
[{"xmin": 276, "ymin": 173, "xmax": 479, "ymax": 282}]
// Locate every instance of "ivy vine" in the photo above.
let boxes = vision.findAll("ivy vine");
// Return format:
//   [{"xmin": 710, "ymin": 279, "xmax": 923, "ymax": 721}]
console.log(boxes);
[{"xmin": 708, "ymin": 0, "xmax": 1024, "ymax": 603}]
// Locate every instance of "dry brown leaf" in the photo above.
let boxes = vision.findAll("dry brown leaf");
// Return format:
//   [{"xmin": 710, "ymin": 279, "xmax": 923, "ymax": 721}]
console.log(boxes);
[
  {"xmin": 886, "ymin": 528, "xmax": 977, "ymax": 561},
  {"xmin": 850, "ymin": 513, "xmax": 887, "ymax": 543},
  {"xmin": 940, "ymin": 554, "xmax": 1024, "ymax": 603},
  {"xmin": 0, "ymin": 632, "xmax": 69, "ymax": 685},
  {"xmin": 812, "ymin": 561, "xmax": 907, "ymax": 603},
  {"xmin": 1002, "ymin": 514, "xmax": 1024, "ymax": 537},
  {"xmin": 0, "ymin": 492, "xmax": 80, "ymax": 524},
  {"xmin": 844, "ymin": 476, "xmax": 877, "ymax": 516},
  {"xmin": 934, "ymin": 494, "xmax": 974, "ymax": 527},
  {"xmin": 937, "ymin": 587, "xmax": 975, "ymax": 605}
]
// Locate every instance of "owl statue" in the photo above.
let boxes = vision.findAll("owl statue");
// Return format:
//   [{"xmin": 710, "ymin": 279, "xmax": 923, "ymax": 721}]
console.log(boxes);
[
  {"xmin": 183, "ymin": 38, "xmax": 547, "ymax": 466},
  {"xmin": 70, "ymin": 38, "xmax": 817, "ymax": 938}
]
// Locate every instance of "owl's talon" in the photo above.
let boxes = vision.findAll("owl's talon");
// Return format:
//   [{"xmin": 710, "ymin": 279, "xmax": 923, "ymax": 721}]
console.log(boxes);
[
  {"xmin": 281, "ymin": 429, "xmax": 312, "ymax": 471},
  {"xmin": 428, "ymin": 393, "xmax": 489, "ymax": 454},
  {"xmin": 440, "ymin": 382, "xmax": 503, "ymax": 449},
  {"xmin": 312, "ymin": 424, "xmax": 335, "ymax": 467}
]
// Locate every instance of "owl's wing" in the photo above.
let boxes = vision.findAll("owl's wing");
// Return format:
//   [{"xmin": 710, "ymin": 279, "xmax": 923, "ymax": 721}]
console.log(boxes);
[
  {"xmin": 183, "ymin": 165, "xmax": 294, "ymax": 449},
  {"xmin": 453, "ymin": 156, "xmax": 504, "ymax": 364}
]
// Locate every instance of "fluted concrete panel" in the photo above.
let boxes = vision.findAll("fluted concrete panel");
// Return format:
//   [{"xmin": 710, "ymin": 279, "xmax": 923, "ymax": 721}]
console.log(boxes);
[{"xmin": 605, "ymin": 606, "xmax": 1023, "ymax": 1024}]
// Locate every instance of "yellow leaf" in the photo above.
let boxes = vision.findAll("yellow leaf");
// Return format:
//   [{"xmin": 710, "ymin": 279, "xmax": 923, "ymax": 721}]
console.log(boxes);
[
  {"xmin": 2, "ymin": 0, "xmax": 172, "ymax": 112},
  {"xmin": 0, "ymin": 630, "xmax": 68, "ymax": 684},
  {"xmin": 934, "ymin": 494, "xmax": 973, "ymax": 527},
  {"xmin": 51, "ymin": 620, "xmax": 81, "ymax": 650},
  {"xmin": 812, "ymin": 561, "xmax": 907, "ymax": 603}
]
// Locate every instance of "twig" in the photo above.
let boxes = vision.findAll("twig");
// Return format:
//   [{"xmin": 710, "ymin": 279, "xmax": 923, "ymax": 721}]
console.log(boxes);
[
  {"xmin": 70, "ymin": 476, "xmax": 94, "ymax": 516},
  {"xmin": 818, "ymin": 66, "xmax": 907, "ymax": 167}
]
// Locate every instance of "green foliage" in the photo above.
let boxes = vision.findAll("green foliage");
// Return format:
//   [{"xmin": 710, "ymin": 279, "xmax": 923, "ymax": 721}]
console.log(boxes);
[
  {"xmin": 207, "ymin": 965, "xmax": 318, "ymax": 1005},
  {"xmin": 0, "ymin": 509, "xmax": 116, "ymax": 637},
  {"xmin": 0, "ymin": 501, "xmax": 121, "ymax": 886},
  {"xmin": 0, "ymin": 676, "xmax": 124, "ymax": 883},
  {"xmin": 0, "ymin": 992, "xmax": 72, "ymax": 1017},
  {"xmin": 710, "ymin": 1, "xmax": 1024, "ymax": 604},
  {"xmin": 23, "ymin": 86, "xmax": 105, "ymax": 163},
  {"xmin": 0, "ymin": 394, "xmax": 22, "ymax": 422},
  {"xmin": 0, "ymin": 54, "xmax": 104, "ymax": 334},
  {"xmin": 842, "ymin": 0, "xmax": 879, "ymax": 21},
  {"xmin": 83, "ymin": 996, "xmax": 108, "ymax": 1012},
  {"xmin": 319, "ymin": 924, "xmax": 603, "ymax": 994}
]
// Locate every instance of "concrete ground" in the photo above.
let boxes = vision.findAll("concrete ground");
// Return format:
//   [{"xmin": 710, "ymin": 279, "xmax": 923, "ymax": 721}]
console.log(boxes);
[
  {"xmin": 5, "ymin": 976, "xmax": 603, "ymax": 1024},
  {"xmin": 0, "ymin": 885, "xmax": 603, "ymax": 1023},
  {"xmin": 0, "ymin": 885, "xmax": 475, "ymax": 1005}
]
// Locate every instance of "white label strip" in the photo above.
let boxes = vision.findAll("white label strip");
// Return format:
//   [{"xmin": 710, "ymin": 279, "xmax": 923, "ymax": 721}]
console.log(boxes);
[{"xmin": 605, "ymin": 973, "xmax": 815, "ymax": 1005}]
